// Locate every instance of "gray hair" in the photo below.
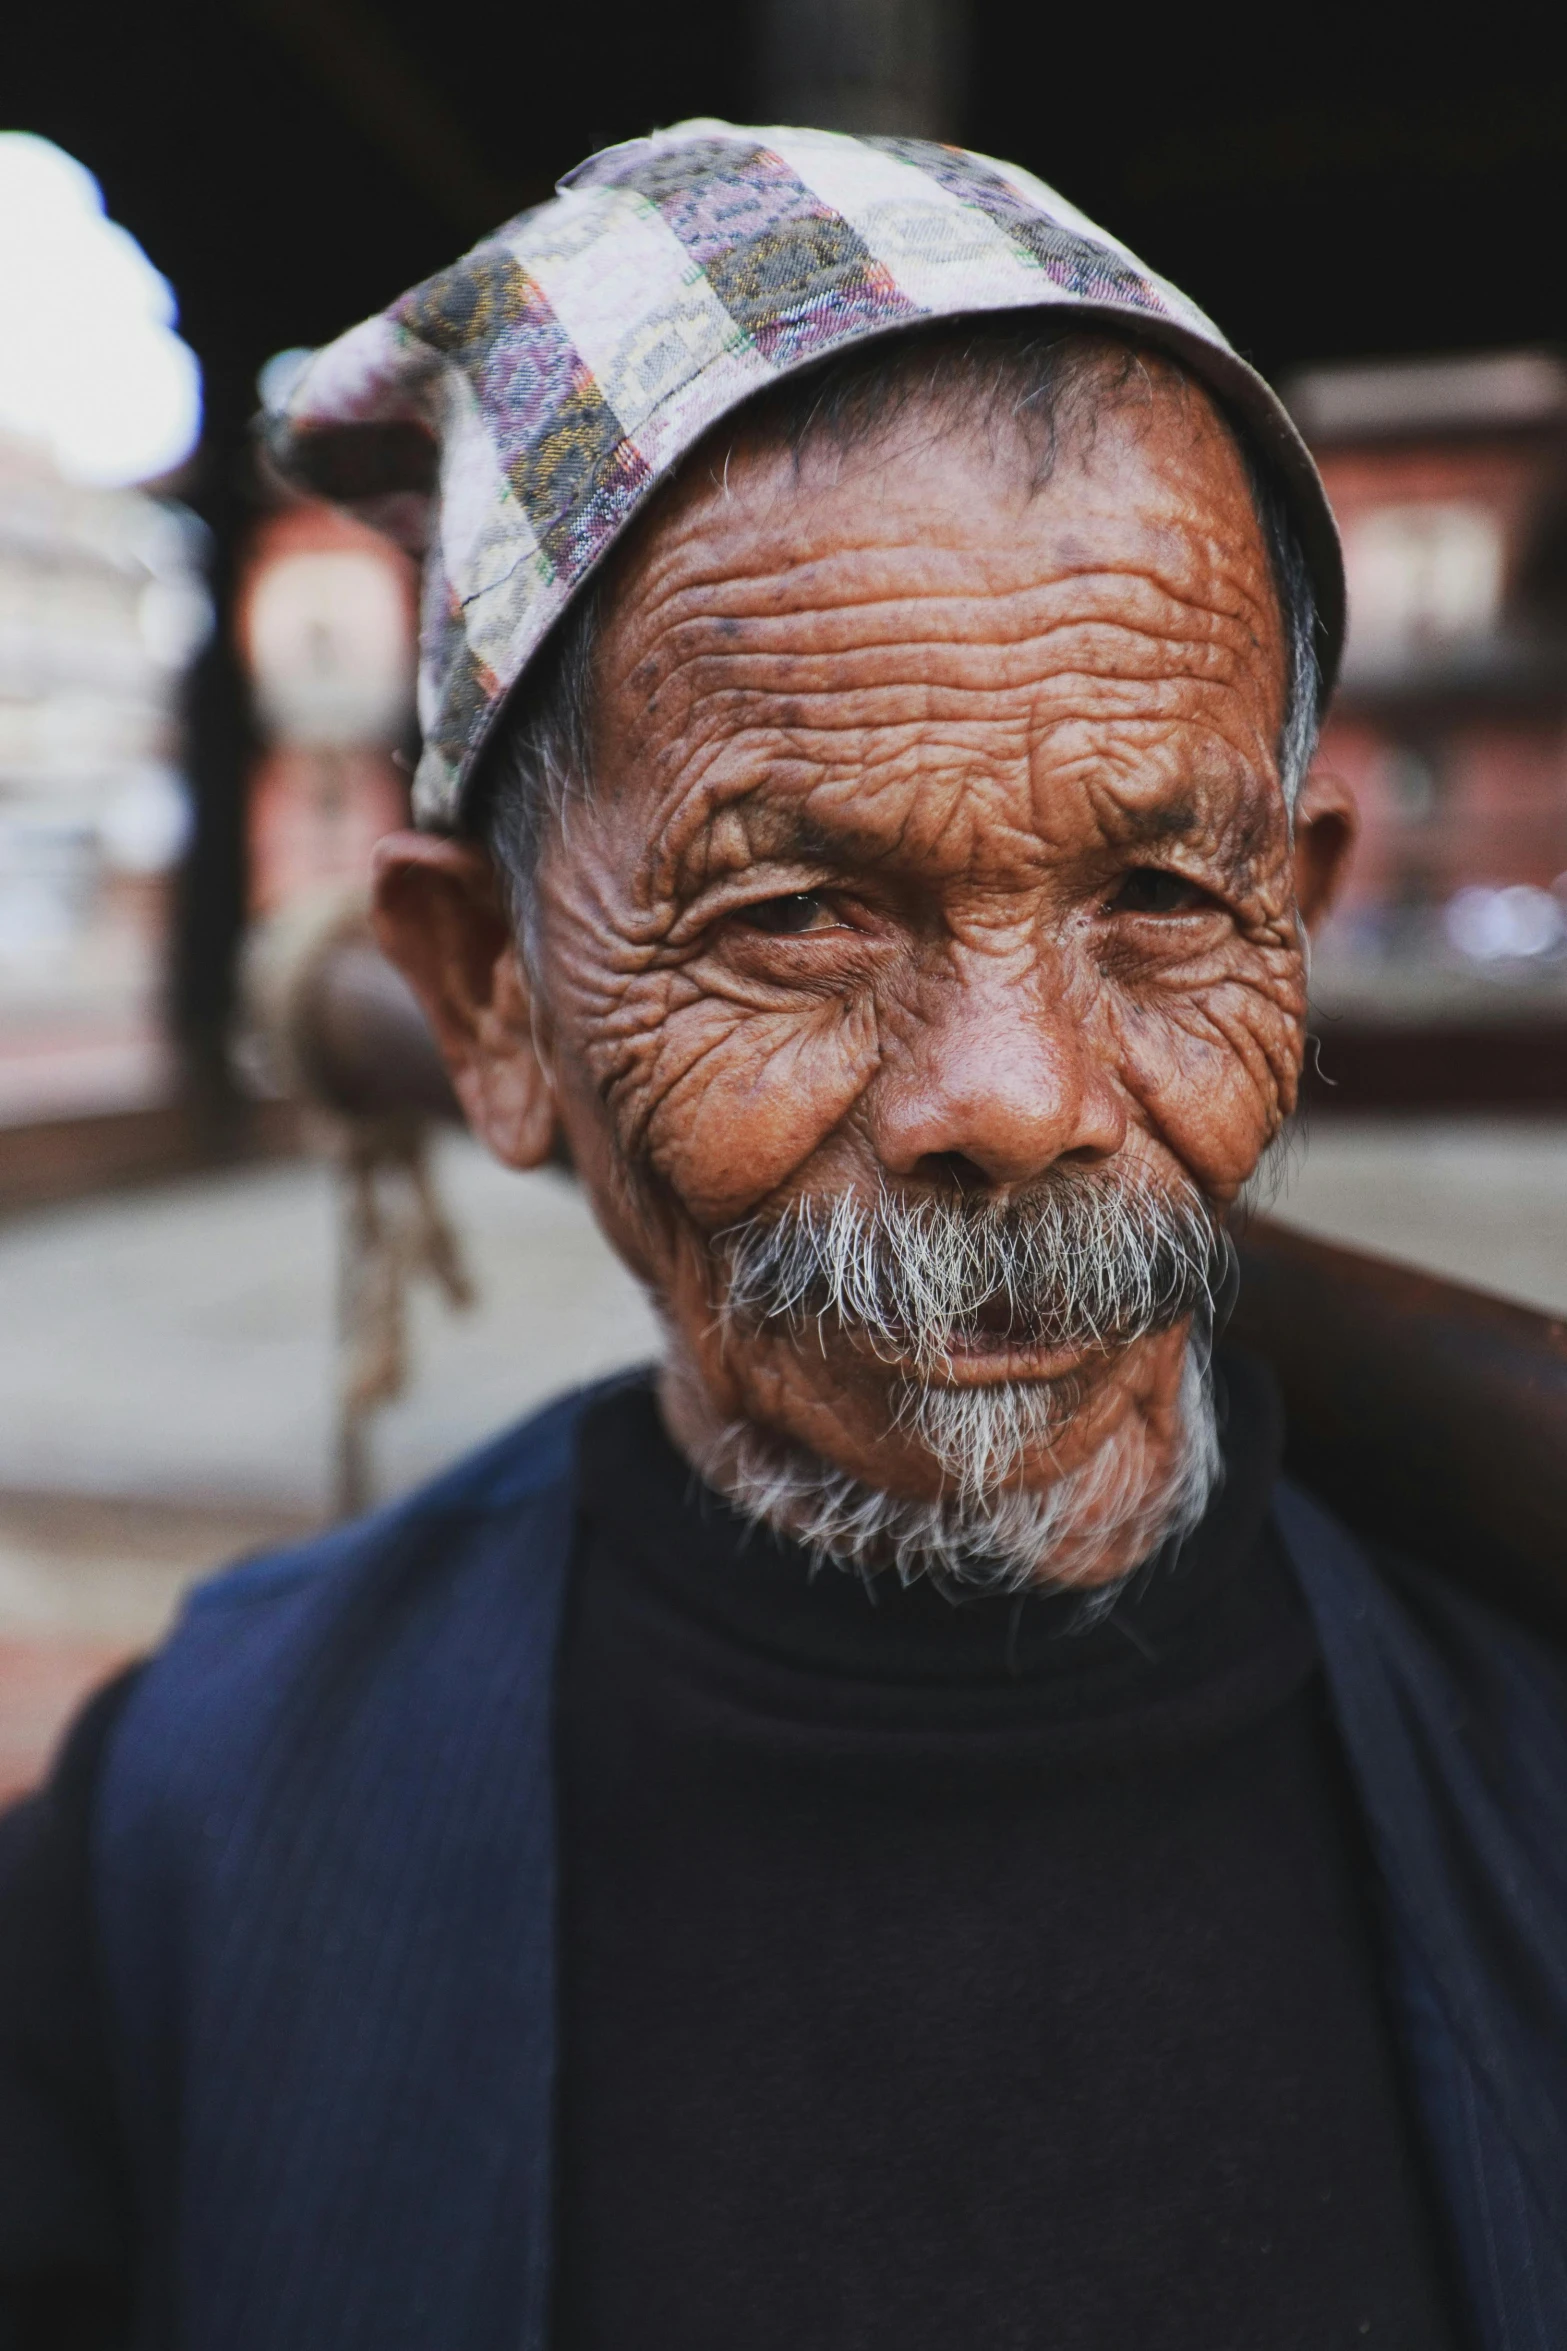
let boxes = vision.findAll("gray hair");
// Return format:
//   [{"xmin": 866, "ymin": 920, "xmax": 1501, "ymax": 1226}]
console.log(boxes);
[
  {"xmin": 715, "ymin": 1160, "xmax": 1223, "ymax": 1382},
  {"xmin": 692, "ymin": 1346, "xmax": 1220, "ymax": 1599},
  {"xmin": 690, "ymin": 1158, "xmax": 1228, "ymax": 1593},
  {"xmin": 474, "ymin": 320, "xmax": 1322, "ymax": 935}
]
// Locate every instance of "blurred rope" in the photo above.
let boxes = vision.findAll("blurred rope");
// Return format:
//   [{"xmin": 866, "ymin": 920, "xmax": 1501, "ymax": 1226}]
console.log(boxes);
[
  {"xmin": 333, "ymin": 1115, "xmax": 473, "ymax": 1518},
  {"xmin": 242, "ymin": 889, "xmax": 472, "ymax": 1518}
]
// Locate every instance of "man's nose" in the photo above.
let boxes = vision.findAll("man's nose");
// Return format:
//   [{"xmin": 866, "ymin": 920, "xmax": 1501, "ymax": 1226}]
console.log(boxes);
[{"xmin": 869, "ymin": 958, "xmax": 1127, "ymax": 1191}]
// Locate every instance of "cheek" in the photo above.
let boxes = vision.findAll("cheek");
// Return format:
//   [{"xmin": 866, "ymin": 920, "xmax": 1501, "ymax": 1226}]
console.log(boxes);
[
  {"xmin": 1112, "ymin": 964, "xmax": 1307, "ymax": 1198},
  {"xmin": 610, "ymin": 991, "xmax": 880, "ymax": 1227}
]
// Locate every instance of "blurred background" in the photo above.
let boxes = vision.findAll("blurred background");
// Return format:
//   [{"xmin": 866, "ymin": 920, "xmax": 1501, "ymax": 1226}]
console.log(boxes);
[{"xmin": 3, "ymin": 0, "xmax": 1566, "ymax": 1784}]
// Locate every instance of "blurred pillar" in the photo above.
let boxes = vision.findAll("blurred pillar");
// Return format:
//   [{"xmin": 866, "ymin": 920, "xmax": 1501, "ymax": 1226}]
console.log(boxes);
[
  {"xmin": 758, "ymin": 0, "xmax": 967, "ymax": 137},
  {"xmin": 238, "ymin": 499, "xmax": 416, "ymax": 923},
  {"xmin": 170, "ymin": 360, "xmax": 258, "ymax": 1111}
]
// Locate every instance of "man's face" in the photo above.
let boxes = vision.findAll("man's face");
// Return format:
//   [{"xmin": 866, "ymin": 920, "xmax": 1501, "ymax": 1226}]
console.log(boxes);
[{"xmin": 379, "ymin": 356, "xmax": 1351, "ymax": 1536}]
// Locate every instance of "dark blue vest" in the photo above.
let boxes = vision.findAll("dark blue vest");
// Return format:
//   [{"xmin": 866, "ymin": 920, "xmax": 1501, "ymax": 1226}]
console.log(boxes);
[{"xmin": 95, "ymin": 1387, "xmax": 1567, "ymax": 2349}]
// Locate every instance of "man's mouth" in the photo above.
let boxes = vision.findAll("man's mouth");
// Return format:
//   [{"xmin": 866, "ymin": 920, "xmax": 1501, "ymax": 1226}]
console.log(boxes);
[
  {"xmin": 714, "ymin": 1168, "xmax": 1223, "ymax": 1385},
  {"xmin": 848, "ymin": 1321, "xmax": 1124, "ymax": 1390}
]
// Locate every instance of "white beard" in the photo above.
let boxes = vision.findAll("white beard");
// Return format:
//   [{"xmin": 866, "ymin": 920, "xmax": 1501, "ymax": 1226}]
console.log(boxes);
[
  {"xmin": 693, "ymin": 1164, "xmax": 1226, "ymax": 1595},
  {"xmin": 691, "ymin": 1341, "xmax": 1221, "ymax": 1600}
]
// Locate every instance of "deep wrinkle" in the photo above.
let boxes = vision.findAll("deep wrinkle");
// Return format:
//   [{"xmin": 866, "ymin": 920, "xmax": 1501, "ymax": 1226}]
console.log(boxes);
[{"xmin": 372, "ymin": 348, "xmax": 1357, "ymax": 1588}]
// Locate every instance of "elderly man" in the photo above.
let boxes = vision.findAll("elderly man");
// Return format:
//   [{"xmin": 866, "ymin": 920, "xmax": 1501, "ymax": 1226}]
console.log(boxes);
[{"xmin": 4, "ymin": 122, "xmax": 1566, "ymax": 2351}]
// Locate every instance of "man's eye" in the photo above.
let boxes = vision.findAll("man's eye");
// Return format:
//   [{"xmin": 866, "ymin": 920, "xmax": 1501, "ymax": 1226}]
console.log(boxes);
[
  {"xmin": 1110, "ymin": 868, "xmax": 1212, "ymax": 916},
  {"xmin": 734, "ymin": 892, "xmax": 835, "ymax": 935}
]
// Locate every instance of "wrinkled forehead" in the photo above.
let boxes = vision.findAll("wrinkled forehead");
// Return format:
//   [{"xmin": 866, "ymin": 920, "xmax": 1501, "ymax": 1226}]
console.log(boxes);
[
  {"xmin": 603, "ymin": 334, "xmax": 1271, "ymax": 614},
  {"xmin": 603, "ymin": 352, "xmax": 1284, "ymax": 726},
  {"xmin": 573, "ymin": 367, "xmax": 1292, "ymax": 887}
]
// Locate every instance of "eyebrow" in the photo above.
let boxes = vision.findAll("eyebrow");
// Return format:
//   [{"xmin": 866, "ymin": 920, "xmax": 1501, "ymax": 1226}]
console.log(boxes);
[
  {"xmin": 672, "ymin": 797, "xmax": 878, "ymax": 885},
  {"xmin": 1119, "ymin": 796, "xmax": 1201, "ymax": 845},
  {"xmin": 667, "ymin": 761, "xmax": 1270, "ymax": 898},
  {"xmin": 730, "ymin": 807, "xmax": 857, "ymax": 865},
  {"xmin": 1103, "ymin": 774, "xmax": 1280, "ymax": 899}
]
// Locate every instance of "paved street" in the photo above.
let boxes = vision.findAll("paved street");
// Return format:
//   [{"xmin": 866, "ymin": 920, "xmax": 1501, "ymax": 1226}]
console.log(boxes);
[
  {"xmin": 1257, "ymin": 1114, "xmax": 1567, "ymax": 1315},
  {"xmin": 0, "ymin": 1140, "xmax": 662, "ymax": 1789},
  {"xmin": 0, "ymin": 1141, "xmax": 659, "ymax": 1521},
  {"xmin": 1, "ymin": 1117, "xmax": 1563, "ymax": 1789}
]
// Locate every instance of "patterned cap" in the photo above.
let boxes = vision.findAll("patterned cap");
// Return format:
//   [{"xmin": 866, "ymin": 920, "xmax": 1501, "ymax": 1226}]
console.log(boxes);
[{"xmin": 269, "ymin": 120, "xmax": 1344, "ymax": 829}]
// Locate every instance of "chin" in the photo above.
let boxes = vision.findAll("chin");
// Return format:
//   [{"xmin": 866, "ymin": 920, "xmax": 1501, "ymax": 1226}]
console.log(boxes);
[{"xmin": 696, "ymin": 1342, "xmax": 1221, "ymax": 1598}]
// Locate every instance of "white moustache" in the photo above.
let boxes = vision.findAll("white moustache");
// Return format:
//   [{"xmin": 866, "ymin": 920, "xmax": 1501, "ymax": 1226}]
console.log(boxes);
[{"xmin": 716, "ymin": 1165, "xmax": 1225, "ymax": 1376}]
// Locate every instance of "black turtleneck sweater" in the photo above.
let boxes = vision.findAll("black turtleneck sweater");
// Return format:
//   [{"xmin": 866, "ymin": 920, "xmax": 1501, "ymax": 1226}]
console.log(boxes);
[
  {"xmin": 551, "ymin": 1357, "xmax": 1458, "ymax": 2350},
  {"xmin": 1, "ymin": 1358, "xmax": 1459, "ymax": 2348}
]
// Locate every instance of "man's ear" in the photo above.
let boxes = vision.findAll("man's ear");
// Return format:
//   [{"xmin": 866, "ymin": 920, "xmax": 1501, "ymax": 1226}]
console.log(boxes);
[
  {"xmin": 370, "ymin": 831, "xmax": 559, "ymax": 1169},
  {"xmin": 1291, "ymin": 764, "xmax": 1359, "ymax": 935}
]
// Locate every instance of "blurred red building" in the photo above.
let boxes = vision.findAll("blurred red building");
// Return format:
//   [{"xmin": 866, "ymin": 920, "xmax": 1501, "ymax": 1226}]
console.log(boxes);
[
  {"xmin": 0, "ymin": 433, "xmax": 209, "ymax": 1127},
  {"xmin": 1289, "ymin": 352, "xmax": 1567, "ymax": 1020}
]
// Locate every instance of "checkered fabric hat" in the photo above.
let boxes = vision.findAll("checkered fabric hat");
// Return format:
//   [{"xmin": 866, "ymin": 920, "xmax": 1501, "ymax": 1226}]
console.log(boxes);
[{"xmin": 269, "ymin": 119, "xmax": 1343, "ymax": 829}]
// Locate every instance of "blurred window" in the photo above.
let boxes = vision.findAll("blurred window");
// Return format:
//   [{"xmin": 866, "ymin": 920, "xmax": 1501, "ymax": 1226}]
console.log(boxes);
[
  {"xmin": 1344, "ymin": 503, "xmax": 1504, "ymax": 663},
  {"xmin": 247, "ymin": 551, "xmax": 413, "ymax": 749},
  {"xmin": 0, "ymin": 134, "xmax": 205, "ymax": 1123}
]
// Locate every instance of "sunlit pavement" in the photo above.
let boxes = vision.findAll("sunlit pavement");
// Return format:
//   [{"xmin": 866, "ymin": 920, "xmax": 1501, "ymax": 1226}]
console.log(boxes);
[
  {"xmin": 0, "ymin": 1138, "xmax": 662, "ymax": 1787},
  {"xmin": 1259, "ymin": 1115, "xmax": 1567, "ymax": 1317},
  {"xmin": 0, "ymin": 1489, "xmax": 316, "ymax": 1801},
  {"xmin": 1, "ymin": 1119, "xmax": 1564, "ymax": 1790}
]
